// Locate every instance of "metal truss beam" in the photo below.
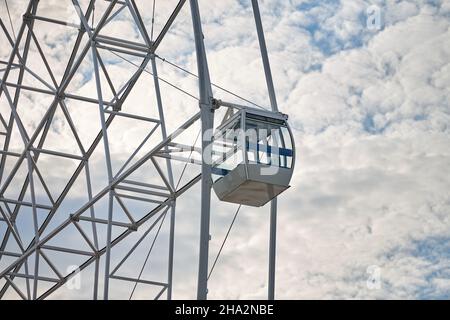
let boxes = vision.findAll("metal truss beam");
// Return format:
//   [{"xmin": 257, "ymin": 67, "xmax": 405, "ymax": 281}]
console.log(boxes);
[
  {"xmin": 0, "ymin": 0, "xmax": 282, "ymax": 301},
  {"xmin": 0, "ymin": 0, "xmax": 196, "ymax": 300}
]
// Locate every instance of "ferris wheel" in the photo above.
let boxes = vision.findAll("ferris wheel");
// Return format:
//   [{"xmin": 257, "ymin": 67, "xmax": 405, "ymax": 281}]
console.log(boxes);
[{"xmin": 0, "ymin": 0, "xmax": 295, "ymax": 300}]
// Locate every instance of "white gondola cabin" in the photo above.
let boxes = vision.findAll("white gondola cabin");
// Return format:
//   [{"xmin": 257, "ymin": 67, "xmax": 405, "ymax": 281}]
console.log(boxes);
[{"xmin": 211, "ymin": 107, "xmax": 295, "ymax": 207}]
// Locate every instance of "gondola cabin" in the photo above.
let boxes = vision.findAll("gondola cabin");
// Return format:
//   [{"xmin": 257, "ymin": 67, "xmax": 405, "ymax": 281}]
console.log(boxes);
[{"xmin": 211, "ymin": 107, "xmax": 295, "ymax": 207}]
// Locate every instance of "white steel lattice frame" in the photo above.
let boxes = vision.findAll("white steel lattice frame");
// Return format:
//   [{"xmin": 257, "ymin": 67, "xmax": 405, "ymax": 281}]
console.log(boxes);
[{"xmin": 0, "ymin": 0, "xmax": 282, "ymax": 300}]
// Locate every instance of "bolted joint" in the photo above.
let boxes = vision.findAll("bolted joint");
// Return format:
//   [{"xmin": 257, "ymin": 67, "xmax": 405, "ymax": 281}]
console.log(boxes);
[
  {"xmin": 69, "ymin": 214, "xmax": 79, "ymax": 222},
  {"xmin": 78, "ymin": 22, "xmax": 87, "ymax": 34},
  {"xmin": 56, "ymin": 91, "xmax": 66, "ymax": 101},
  {"xmin": 168, "ymin": 194, "xmax": 176, "ymax": 203},
  {"xmin": 211, "ymin": 98, "xmax": 221, "ymax": 110},
  {"xmin": 22, "ymin": 14, "xmax": 33, "ymax": 23},
  {"xmin": 112, "ymin": 102, "xmax": 122, "ymax": 112},
  {"xmin": 199, "ymin": 100, "xmax": 217, "ymax": 112},
  {"xmin": 128, "ymin": 224, "xmax": 138, "ymax": 232}
]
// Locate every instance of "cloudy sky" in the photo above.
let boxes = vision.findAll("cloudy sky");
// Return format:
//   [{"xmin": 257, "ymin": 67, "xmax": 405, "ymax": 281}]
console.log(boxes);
[{"xmin": 0, "ymin": 0, "xmax": 449, "ymax": 299}]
